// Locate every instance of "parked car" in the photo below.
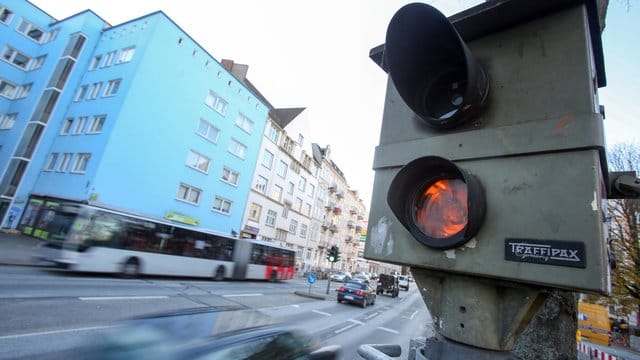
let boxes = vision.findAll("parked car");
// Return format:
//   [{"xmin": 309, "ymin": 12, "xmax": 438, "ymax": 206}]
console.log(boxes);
[
  {"xmin": 376, "ymin": 273, "xmax": 399, "ymax": 297},
  {"xmin": 39, "ymin": 306, "xmax": 340, "ymax": 359},
  {"xmin": 398, "ymin": 275, "xmax": 410, "ymax": 291},
  {"xmin": 330, "ymin": 271, "xmax": 352, "ymax": 282},
  {"xmin": 337, "ymin": 280, "xmax": 377, "ymax": 308},
  {"xmin": 351, "ymin": 273, "xmax": 370, "ymax": 283}
]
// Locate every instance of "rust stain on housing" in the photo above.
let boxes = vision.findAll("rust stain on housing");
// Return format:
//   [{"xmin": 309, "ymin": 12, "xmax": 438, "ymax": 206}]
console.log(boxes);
[{"xmin": 554, "ymin": 115, "xmax": 573, "ymax": 134}]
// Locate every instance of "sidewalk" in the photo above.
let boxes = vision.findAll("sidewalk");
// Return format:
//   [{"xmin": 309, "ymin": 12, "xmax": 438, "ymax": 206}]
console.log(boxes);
[{"xmin": 0, "ymin": 229, "xmax": 43, "ymax": 266}]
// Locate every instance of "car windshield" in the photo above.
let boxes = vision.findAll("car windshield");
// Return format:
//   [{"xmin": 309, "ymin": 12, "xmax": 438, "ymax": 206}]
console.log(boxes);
[{"xmin": 344, "ymin": 282, "xmax": 365, "ymax": 289}]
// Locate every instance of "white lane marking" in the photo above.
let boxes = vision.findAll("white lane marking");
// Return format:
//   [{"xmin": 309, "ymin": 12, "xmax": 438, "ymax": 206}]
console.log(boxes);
[
  {"xmin": 377, "ymin": 326, "xmax": 400, "ymax": 334},
  {"xmin": 0, "ymin": 325, "xmax": 115, "ymax": 340},
  {"xmin": 312, "ymin": 310, "xmax": 332, "ymax": 317},
  {"xmin": 349, "ymin": 319, "xmax": 364, "ymax": 325},
  {"xmin": 403, "ymin": 310, "xmax": 419, "ymax": 319},
  {"xmin": 291, "ymin": 304, "xmax": 300, "ymax": 308},
  {"xmin": 365, "ymin": 312, "xmax": 379, "ymax": 320},
  {"xmin": 222, "ymin": 293, "xmax": 263, "ymax": 297},
  {"xmin": 79, "ymin": 296, "xmax": 168, "ymax": 301},
  {"xmin": 334, "ymin": 324, "xmax": 356, "ymax": 334}
]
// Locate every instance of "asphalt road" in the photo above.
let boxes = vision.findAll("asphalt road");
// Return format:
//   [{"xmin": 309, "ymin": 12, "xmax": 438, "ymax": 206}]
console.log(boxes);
[{"xmin": 0, "ymin": 266, "xmax": 432, "ymax": 359}]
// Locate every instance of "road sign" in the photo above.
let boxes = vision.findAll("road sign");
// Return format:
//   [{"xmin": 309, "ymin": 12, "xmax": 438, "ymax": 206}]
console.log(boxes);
[{"xmin": 307, "ymin": 273, "xmax": 317, "ymax": 284}]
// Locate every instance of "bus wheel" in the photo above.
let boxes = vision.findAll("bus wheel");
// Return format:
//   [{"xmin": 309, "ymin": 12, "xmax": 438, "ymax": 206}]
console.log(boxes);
[
  {"xmin": 121, "ymin": 258, "xmax": 140, "ymax": 278},
  {"xmin": 269, "ymin": 270, "xmax": 278, "ymax": 282},
  {"xmin": 214, "ymin": 266, "xmax": 225, "ymax": 281}
]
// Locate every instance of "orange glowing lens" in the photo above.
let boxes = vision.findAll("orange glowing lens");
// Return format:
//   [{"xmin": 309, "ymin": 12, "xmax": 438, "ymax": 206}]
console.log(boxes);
[{"xmin": 415, "ymin": 179, "xmax": 468, "ymax": 238}]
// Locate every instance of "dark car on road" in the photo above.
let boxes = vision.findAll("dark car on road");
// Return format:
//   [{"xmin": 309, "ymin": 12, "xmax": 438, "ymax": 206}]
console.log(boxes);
[
  {"xmin": 337, "ymin": 280, "xmax": 376, "ymax": 308},
  {"xmin": 36, "ymin": 306, "xmax": 340, "ymax": 359}
]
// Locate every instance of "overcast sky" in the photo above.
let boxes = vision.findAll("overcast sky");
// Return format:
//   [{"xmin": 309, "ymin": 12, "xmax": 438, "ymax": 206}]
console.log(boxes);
[{"xmin": 31, "ymin": 0, "xmax": 639, "ymax": 207}]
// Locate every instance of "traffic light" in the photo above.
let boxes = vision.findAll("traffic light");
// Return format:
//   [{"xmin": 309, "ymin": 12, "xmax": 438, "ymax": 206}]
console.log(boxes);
[
  {"xmin": 365, "ymin": 0, "xmax": 608, "ymax": 352},
  {"xmin": 327, "ymin": 245, "xmax": 340, "ymax": 263}
]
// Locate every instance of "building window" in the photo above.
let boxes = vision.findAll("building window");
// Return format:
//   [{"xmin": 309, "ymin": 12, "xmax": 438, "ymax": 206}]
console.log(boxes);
[
  {"xmin": 103, "ymin": 79, "xmax": 121, "ymax": 97},
  {"xmin": 290, "ymin": 161, "xmax": 301, "ymax": 174},
  {"xmin": 205, "ymin": 90, "xmax": 228, "ymax": 115},
  {"xmin": 57, "ymin": 153, "xmax": 72, "ymax": 172},
  {"xmin": 275, "ymin": 229, "xmax": 288, "ymax": 242},
  {"xmin": 71, "ymin": 153, "xmax": 91, "ymax": 173},
  {"xmin": 0, "ymin": 7, "xmax": 14, "ymax": 24},
  {"xmin": 177, "ymin": 183, "xmax": 201, "ymax": 205},
  {"xmin": 196, "ymin": 118, "xmax": 220, "ymax": 143},
  {"xmin": 60, "ymin": 118, "xmax": 73, "ymax": 135},
  {"xmin": 2, "ymin": 45, "xmax": 30, "ymax": 69},
  {"xmin": 297, "ymin": 134, "xmax": 304, "ymax": 146},
  {"xmin": 87, "ymin": 82, "xmax": 102, "ymax": 100},
  {"xmin": 72, "ymin": 86, "xmax": 88, "ymax": 103},
  {"xmin": 308, "ymin": 183, "xmax": 315, "ymax": 197},
  {"xmin": 28, "ymin": 55, "xmax": 45, "ymax": 71},
  {"xmin": 288, "ymin": 182, "xmax": 295, "ymax": 195},
  {"xmin": 186, "ymin": 150, "xmax": 210, "ymax": 173},
  {"xmin": 298, "ymin": 176, "xmax": 307, "ymax": 192},
  {"xmin": 213, "ymin": 196, "xmax": 232, "ymax": 214},
  {"xmin": 72, "ymin": 116, "xmax": 87, "ymax": 135},
  {"xmin": 289, "ymin": 220, "xmax": 298, "ymax": 235},
  {"xmin": 235, "ymin": 113, "xmax": 254, "ymax": 133},
  {"xmin": 267, "ymin": 123, "xmax": 280, "ymax": 144},
  {"xmin": 282, "ymin": 203, "xmax": 290, "ymax": 219},
  {"xmin": 221, "ymin": 167, "xmax": 239, "ymax": 186},
  {"xmin": 16, "ymin": 19, "xmax": 44, "ymax": 42},
  {"xmin": 304, "ymin": 203, "xmax": 312, "ymax": 217},
  {"xmin": 14, "ymin": 83, "xmax": 32, "ymax": 99},
  {"xmin": 117, "ymin": 46, "xmax": 135, "ymax": 63},
  {"xmin": 271, "ymin": 185, "xmax": 283, "ymax": 202},
  {"xmin": 87, "ymin": 115, "xmax": 106, "ymax": 134},
  {"xmin": 249, "ymin": 203, "xmax": 262, "ymax": 222},
  {"xmin": 277, "ymin": 161, "xmax": 287, "ymax": 178},
  {"xmin": 44, "ymin": 152, "xmax": 58, "ymax": 171},
  {"xmin": 228, "ymin": 139, "xmax": 247, "ymax": 159},
  {"xmin": 255, "ymin": 176, "xmax": 268, "ymax": 194},
  {"xmin": 293, "ymin": 197, "xmax": 302, "ymax": 212},
  {"xmin": 262, "ymin": 150, "xmax": 274, "ymax": 169},
  {"xmin": 0, "ymin": 113, "xmax": 17, "ymax": 130},
  {"xmin": 300, "ymin": 224, "xmax": 308, "ymax": 238},
  {"xmin": 266, "ymin": 210, "xmax": 277, "ymax": 227},
  {"xmin": 102, "ymin": 51, "xmax": 116, "ymax": 67},
  {"xmin": 0, "ymin": 79, "xmax": 16, "ymax": 98},
  {"xmin": 89, "ymin": 55, "xmax": 101, "ymax": 70}
]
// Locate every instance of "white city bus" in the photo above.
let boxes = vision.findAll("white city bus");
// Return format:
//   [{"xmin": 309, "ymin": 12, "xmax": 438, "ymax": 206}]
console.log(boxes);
[{"xmin": 35, "ymin": 203, "xmax": 295, "ymax": 281}]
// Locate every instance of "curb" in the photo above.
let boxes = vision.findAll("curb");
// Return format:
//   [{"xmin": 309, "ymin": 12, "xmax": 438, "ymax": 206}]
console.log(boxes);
[{"xmin": 294, "ymin": 290, "xmax": 328, "ymax": 300}]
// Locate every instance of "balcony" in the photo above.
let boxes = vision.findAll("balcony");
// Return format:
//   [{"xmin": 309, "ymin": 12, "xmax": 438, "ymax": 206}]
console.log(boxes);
[
  {"xmin": 345, "ymin": 236, "xmax": 353, "ymax": 243},
  {"xmin": 349, "ymin": 207, "xmax": 357, "ymax": 215},
  {"xmin": 318, "ymin": 241, "xmax": 329, "ymax": 249},
  {"xmin": 347, "ymin": 220, "xmax": 355, "ymax": 228},
  {"xmin": 329, "ymin": 225, "xmax": 338, "ymax": 233},
  {"xmin": 333, "ymin": 206, "xmax": 342, "ymax": 215},
  {"xmin": 355, "ymin": 225, "xmax": 363, "ymax": 233},
  {"xmin": 336, "ymin": 191, "xmax": 345, "ymax": 199},
  {"xmin": 328, "ymin": 184, "xmax": 337, "ymax": 193}
]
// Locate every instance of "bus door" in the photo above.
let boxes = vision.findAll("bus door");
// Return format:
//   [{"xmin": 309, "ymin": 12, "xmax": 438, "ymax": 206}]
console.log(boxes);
[{"xmin": 232, "ymin": 240, "xmax": 251, "ymax": 279}]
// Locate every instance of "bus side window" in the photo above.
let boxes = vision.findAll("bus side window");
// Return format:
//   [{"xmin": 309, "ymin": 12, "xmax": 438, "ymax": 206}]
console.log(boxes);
[{"xmin": 251, "ymin": 245, "xmax": 266, "ymax": 265}]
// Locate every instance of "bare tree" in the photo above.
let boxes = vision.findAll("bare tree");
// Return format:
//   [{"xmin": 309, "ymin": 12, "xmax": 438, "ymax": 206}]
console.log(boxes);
[{"xmin": 585, "ymin": 143, "xmax": 640, "ymax": 318}]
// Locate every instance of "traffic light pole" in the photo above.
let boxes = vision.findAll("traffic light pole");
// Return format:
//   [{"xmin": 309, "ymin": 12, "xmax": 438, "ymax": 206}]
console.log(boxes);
[
  {"xmin": 412, "ymin": 268, "xmax": 547, "ymax": 355},
  {"xmin": 326, "ymin": 262, "xmax": 334, "ymax": 295}
]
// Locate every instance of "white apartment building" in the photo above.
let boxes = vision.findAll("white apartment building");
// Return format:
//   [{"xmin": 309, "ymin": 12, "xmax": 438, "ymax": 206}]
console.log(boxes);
[
  {"xmin": 312, "ymin": 145, "xmax": 367, "ymax": 273},
  {"xmin": 240, "ymin": 111, "xmax": 323, "ymax": 272}
]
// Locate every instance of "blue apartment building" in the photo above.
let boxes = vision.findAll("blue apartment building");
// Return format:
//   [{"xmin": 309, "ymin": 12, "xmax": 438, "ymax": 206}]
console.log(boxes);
[{"xmin": 0, "ymin": 0, "xmax": 269, "ymax": 237}]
